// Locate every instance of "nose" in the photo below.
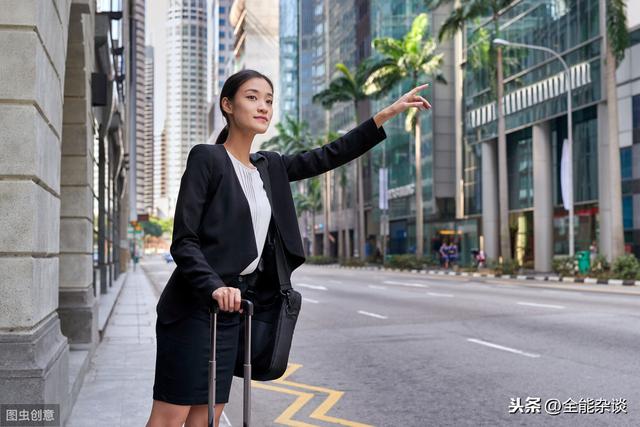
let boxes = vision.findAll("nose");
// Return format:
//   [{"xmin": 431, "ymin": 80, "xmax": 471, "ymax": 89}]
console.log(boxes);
[{"xmin": 257, "ymin": 103, "xmax": 268, "ymax": 114}]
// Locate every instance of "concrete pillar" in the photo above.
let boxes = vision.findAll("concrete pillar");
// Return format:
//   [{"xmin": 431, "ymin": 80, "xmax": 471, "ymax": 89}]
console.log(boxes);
[
  {"xmin": 0, "ymin": 0, "xmax": 72, "ymax": 418},
  {"xmin": 481, "ymin": 140, "xmax": 500, "ymax": 260},
  {"xmin": 58, "ymin": 3, "xmax": 98, "ymax": 350},
  {"xmin": 532, "ymin": 122, "xmax": 553, "ymax": 272}
]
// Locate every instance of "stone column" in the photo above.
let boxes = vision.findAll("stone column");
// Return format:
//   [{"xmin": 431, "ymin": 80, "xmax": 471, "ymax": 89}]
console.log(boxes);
[
  {"xmin": 58, "ymin": 2, "xmax": 98, "ymax": 350},
  {"xmin": 481, "ymin": 140, "xmax": 500, "ymax": 260},
  {"xmin": 0, "ymin": 0, "xmax": 72, "ymax": 416},
  {"xmin": 532, "ymin": 122, "xmax": 553, "ymax": 272}
]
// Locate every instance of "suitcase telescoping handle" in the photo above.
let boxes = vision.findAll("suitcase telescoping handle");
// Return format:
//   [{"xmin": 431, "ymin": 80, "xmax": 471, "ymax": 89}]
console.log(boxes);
[{"xmin": 208, "ymin": 299, "xmax": 254, "ymax": 427}]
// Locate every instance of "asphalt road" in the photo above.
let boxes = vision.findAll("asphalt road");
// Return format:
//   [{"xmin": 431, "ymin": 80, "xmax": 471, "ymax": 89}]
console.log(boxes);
[{"xmin": 142, "ymin": 256, "xmax": 640, "ymax": 426}]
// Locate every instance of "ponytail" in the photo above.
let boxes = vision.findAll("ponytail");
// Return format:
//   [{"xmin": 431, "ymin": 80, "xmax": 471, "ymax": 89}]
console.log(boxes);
[{"xmin": 215, "ymin": 124, "xmax": 229, "ymax": 145}]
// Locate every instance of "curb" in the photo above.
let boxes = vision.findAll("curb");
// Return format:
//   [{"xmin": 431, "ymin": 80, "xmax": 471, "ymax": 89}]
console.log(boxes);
[{"xmin": 320, "ymin": 264, "xmax": 640, "ymax": 287}]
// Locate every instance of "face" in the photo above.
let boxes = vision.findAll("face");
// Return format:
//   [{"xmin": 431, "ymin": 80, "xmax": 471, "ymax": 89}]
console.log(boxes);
[{"xmin": 222, "ymin": 77, "xmax": 273, "ymax": 134}]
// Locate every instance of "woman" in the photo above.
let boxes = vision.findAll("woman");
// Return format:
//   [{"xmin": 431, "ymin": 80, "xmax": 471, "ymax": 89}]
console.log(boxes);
[{"xmin": 145, "ymin": 69, "xmax": 431, "ymax": 427}]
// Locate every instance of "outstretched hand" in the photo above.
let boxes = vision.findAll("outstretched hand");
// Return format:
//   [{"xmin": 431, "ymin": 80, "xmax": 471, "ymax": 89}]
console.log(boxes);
[{"xmin": 373, "ymin": 83, "xmax": 432, "ymax": 128}]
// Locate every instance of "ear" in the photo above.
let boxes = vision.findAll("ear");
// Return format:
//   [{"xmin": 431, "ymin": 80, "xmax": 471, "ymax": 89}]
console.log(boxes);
[{"xmin": 221, "ymin": 96, "xmax": 233, "ymax": 115}]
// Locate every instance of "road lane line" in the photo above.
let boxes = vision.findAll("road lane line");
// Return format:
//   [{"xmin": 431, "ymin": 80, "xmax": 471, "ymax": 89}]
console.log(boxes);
[
  {"xmin": 517, "ymin": 302, "xmax": 565, "ymax": 309},
  {"xmin": 383, "ymin": 280, "xmax": 429, "ymax": 288},
  {"xmin": 303, "ymin": 298, "xmax": 319, "ymax": 304},
  {"xmin": 368, "ymin": 285, "xmax": 387, "ymax": 290},
  {"xmin": 427, "ymin": 292, "xmax": 454, "ymax": 297},
  {"xmin": 357, "ymin": 310, "xmax": 388, "ymax": 319},
  {"xmin": 467, "ymin": 338, "xmax": 540, "ymax": 358},
  {"xmin": 296, "ymin": 283, "xmax": 328, "ymax": 291}
]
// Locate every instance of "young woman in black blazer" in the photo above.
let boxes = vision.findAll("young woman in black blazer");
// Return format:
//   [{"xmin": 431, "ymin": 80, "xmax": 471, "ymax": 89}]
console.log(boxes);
[{"xmin": 145, "ymin": 69, "xmax": 431, "ymax": 427}]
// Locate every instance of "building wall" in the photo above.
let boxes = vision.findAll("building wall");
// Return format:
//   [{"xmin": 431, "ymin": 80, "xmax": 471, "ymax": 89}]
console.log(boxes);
[
  {"xmin": 615, "ymin": 26, "xmax": 640, "ymax": 257},
  {"xmin": 144, "ymin": 45, "xmax": 154, "ymax": 214}
]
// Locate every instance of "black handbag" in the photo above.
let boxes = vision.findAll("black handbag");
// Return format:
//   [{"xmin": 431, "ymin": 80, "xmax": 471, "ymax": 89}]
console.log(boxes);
[{"xmin": 233, "ymin": 211, "xmax": 302, "ymax": 381}]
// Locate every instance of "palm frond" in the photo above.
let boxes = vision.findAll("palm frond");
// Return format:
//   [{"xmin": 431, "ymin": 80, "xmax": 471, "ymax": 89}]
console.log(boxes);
[
  {"xmin": 404, "ymin": 13, "xmax": 429, "ymax": 55},
  {"xmin": 372, "ymin": 37, "xmax": 404, "ymax": 60},
  {"xmin": 363, "ymin": 63, "xmax": 402, "ymax": 96},
  {"xmin": 606, "ymin": 0, "xmax": 629, "ymax": 66}
]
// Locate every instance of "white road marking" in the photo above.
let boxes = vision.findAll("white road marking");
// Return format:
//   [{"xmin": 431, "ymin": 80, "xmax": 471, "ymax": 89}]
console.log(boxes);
[
  {"xmin": 221, "ymin": 411, "xmax": 232, "ymax": 426},
  {"xmin": 427, "ymin": 292, "xmax": 454, "ymax": 297},
  {"xmin": 467, "ymin": 338, "xmax": 540, "ymax": 358},
  {"xmin": 357, "ymin": 310, "xmax": 388, "ymax": 319},
  {"xmin": 296, "ymin": 283, "xmax": 328, "ymax": 291},
  {"xmin": 303, "ymin": 298, "xmax": 319, "ymax": 304},
  {"xmin": 368, "ymin": 285, "xmax": 388, "ymax": 290},
  {"xmin": 383, "ymin": 280, "xmax": 429, "ymax": 288},
  {"xmin": 517, "ymin": 302, "xmax": 565, "ymax": 309}
]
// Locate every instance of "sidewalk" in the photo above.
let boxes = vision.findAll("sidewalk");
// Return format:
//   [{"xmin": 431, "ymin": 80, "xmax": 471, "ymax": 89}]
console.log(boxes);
[{"xmin": 66, "ymin": 264, "xmax": 158, "ymax": 426}]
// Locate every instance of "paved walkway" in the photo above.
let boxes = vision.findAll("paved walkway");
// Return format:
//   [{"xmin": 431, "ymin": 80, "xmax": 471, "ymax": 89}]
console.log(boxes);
[{"xmin": 66, "ymin": 264, "xmax": 157, "ymax": 426}]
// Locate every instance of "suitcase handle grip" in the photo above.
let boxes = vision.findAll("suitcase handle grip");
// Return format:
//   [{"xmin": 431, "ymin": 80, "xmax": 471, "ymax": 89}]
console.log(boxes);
[{"xmin": 210, "ymin": 299, "xmax": 254, "ymax": 316}]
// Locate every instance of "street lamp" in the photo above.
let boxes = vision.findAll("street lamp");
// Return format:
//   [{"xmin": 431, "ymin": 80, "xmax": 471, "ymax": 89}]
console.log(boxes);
[{"xmin": 493, "ymin": 38, "xmax": 575, "ymax": 257}]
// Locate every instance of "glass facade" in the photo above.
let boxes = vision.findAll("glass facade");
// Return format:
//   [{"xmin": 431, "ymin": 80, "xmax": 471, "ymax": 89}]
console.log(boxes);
[
  {"xmin": 279, "ymin": 0, "xmax": 299, "ymax": 121},
  {"xmin": 507, "ymin": 128, "xmax": 533, "ymax": 210},
  {"xmin": 368, "ymin": 0, "xmax": 437, "ymax": 257}
]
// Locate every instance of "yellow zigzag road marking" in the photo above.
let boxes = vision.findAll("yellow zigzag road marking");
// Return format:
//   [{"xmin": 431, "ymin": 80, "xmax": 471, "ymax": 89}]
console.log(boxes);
[
  {"xmin": 251, "ymin": 382, "xmax": 319, "ymax": 427},
  {"xmin": 272, "ymin": 363, "xmax": 375, "ymax": 427}
]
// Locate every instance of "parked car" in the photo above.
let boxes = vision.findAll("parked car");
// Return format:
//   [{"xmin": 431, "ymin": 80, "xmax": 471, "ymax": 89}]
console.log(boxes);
[{"xmin": 163, "ymin": 252, "xmax": 174, "ymax": 263}]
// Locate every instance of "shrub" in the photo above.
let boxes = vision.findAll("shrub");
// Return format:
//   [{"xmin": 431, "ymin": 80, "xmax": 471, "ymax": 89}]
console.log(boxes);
[
  {"xmin": 552, "ymin": 256, "xmax": 576, "ymax": 277},
  {"xmin": 590, "ymin": 254, "xmax": 610, "ymax": 278},
  {"xmin": 486, "ymin": 258, "xmax": 520, "ymax": 275},
  {"xmin": 384, "ymin": 254, "xmax": 431, "ymax": 270},
  {"xmin": 340, "ymin": 258, "xmax": 367, "ymax": 267},
  {"xmin": 306, "ymin": 255, "xmax": 336, "ymax": 265},
  {"xmin": 611, "ymin": 254, "xmax": 640, "ymax": 280}
]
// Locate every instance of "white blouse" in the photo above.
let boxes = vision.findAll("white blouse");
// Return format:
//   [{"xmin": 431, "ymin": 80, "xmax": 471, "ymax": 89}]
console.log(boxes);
[{"xmin": 225, "ymin": 148, "xmax": 272, "ymax": 275}]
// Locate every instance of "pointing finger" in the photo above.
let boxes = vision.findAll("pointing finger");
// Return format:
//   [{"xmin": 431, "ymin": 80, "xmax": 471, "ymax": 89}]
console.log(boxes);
[{"xmin": 410, "ymin": 83, "xmax": 429, "ymax": 94}]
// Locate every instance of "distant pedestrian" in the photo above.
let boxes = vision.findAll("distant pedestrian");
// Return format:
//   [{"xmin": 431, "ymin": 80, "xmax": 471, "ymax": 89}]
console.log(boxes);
[{"xmin": 439, "ymin": 241, "xmax": 450, "ymax": 269}]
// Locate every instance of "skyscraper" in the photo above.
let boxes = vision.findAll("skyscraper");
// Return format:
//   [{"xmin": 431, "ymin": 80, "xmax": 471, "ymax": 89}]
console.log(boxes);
[
  {"xmin": 144, "ymin": 45, "xmax": 155, "ymax": 214},
  {"xmin": 165, "ymin": 0, "xmax": 208, "ymax": 214},
  {"xmin": 133, "ymin": 0, "xmax": 148, "ymax": 216}
]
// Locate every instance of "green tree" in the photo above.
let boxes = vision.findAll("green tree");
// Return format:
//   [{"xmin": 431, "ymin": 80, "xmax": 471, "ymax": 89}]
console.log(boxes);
[
  {"xmin": 313, "ymin": 59, "xmax": 378, "ymax": 261},
  {"xmin": 293, "ymin": 176, "xmax": 323, "ymax": 256},
  {"xmin": 364, "ymin": 13, "xmax": 445, "ymax": 259}
]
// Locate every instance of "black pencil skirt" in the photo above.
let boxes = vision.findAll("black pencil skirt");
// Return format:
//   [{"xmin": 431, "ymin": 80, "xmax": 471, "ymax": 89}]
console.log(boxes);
[{"xmin": 152, "ymin": 270, "xmax": 259, "ymax": 405}]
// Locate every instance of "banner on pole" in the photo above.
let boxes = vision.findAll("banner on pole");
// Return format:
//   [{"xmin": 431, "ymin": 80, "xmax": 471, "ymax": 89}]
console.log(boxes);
[{"xmin": 560, "ymin": 138, "xmax": 572, "ymax": 212}]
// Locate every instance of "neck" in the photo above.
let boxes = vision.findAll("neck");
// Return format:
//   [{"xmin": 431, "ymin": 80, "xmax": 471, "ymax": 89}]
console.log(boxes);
[{"xmin": 222, "ymin": 126, "xmax": 255, "ymax": 165}]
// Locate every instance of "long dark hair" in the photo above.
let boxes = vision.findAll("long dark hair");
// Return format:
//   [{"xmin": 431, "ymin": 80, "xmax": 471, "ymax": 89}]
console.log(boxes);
[{"xmin": 215, "ymin": 69, "xmax": 274, "ymax": 145}]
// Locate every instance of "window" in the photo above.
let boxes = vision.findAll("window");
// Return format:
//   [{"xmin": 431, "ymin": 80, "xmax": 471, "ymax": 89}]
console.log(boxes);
[
  {"xmin": 219, "ymin": 43, "xmax": 225, "ymax": 51},
  {"xmin": 219, "ymin": 6, "xmax": 226, "ymax": 14},
  {"xmin": 621, "ymin": 147, "xmax": 632, "ymax": 180},
  {"xmin": 633, "ymin": 95, "xmax": 640, "ymax": 144},
  {"xmin": 219, "ymin": 18, "xmax": 226, "ymax": 26},
  {"xmin": 622, "ymin": 196, "xmax": 633, "ymax": 230}
]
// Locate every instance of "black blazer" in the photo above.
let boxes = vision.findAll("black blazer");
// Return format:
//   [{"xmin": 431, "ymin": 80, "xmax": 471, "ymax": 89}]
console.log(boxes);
[{"xmin": 156, "ymin": 117, "xmax": 387, "ymax": 325}]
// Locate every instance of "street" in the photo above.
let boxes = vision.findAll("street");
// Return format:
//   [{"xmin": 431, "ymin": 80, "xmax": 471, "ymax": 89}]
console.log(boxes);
[{"xmin": 135, "ymin": 255, "xmax": 640, "ymax": 426}]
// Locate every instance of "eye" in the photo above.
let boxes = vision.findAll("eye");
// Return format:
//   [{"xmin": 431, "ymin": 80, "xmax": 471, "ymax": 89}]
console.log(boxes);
[
  {"xmin": 247, "ymin": 95, "xmax": 257, "ymax": 100},
  {"xmin": 267, "ymin": 99, "xmax": 273, "ymax": 104}
]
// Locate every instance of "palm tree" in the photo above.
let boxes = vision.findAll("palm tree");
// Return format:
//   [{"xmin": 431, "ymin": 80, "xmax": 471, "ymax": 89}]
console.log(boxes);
[
  {"xmin": 603, "ymin": 0, "xmax": 629, "ymax": 259},
  {"xmin": 263, "ymin": 115, "xmax": 319, "ymax": 256},
  {"xmin": 293, "ymin": 176, "xmax": 323, "ymax": 256},
  {"xmin": 312, "ymin": 59, "xmax": 377, "ymax": 261},
  {"xmin": 432, "ymin": 0, "xmax": 518, "ymax": 262},
  {"xmin": 364, "ymin": 13, "xmax": 445, "ymax": 259}
]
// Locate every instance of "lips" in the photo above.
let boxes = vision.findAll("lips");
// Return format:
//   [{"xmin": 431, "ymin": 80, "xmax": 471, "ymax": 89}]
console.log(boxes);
[{"xmin": 254, "ymin": 116, "xmax": 268, "ymax": 123}]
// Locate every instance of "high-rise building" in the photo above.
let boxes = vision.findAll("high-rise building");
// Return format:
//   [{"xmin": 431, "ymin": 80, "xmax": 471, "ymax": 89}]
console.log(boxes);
[
  {"xmin": 143, "ymin": 45, "xmax": 155, "ymax": 214},
  {"xmin": 299, "ymin": 0, "xmax": 328, "ymax": 137},
  {"xmin": 208, "ymin": 0, "xmax": 235, "ymax": 143},
  {"xmin": 228, "ymin": 0, "xmax": 280, "ymax": 146},
  {"xmin": 279, "ymin": 0, "xmax": 299, "ymax": 122},
  {"xmin": 154, "ymin": 128, "xmax": 170, "ymax": 218},
  {"xmin": 457, "ymin": 0, "xmax": 632, "ymax": 268},
  {"xmin": 165, "ymin": 0, "xmax": 209, "ymax": 214},
  {"xmin": 132, "ymin": 0, "xmax": 148, "ymax": 216}
]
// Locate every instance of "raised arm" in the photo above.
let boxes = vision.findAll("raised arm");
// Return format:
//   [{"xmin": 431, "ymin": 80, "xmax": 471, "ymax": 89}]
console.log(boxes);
[
  {"xmin": 170, "ymin": 144, "xmax": 226, "ymax": 303},
  {"xmin": 281, "ymin": 83, "xmax": 432, "ymax": 182},
  {"xmin": 281, "ymin": 117, "xmax": 387, "ymax": 182}
]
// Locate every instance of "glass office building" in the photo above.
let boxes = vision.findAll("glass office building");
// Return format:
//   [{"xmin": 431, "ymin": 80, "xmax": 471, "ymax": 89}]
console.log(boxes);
[{"xmin": 460, "ymin": 0, "xmax": 636, "ymax": 269}]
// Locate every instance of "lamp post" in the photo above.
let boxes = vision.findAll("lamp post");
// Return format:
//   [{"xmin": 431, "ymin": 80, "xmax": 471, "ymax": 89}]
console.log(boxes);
[{"xmin": 493, "ymin": 38, "xmax": 575, "ymax": 257}]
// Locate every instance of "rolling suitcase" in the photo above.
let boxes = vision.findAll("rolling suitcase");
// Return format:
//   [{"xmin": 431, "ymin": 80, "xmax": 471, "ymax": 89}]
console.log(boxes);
[{"xmin": 209, "ymin": 299, "xmax": 255, "ymax": 427}]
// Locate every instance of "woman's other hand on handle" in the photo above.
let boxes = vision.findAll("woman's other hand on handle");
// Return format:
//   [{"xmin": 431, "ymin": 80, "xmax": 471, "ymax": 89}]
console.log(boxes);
[{"xmin": 212, "ymin": 287, "xmax": 244, "ymax": 313}]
